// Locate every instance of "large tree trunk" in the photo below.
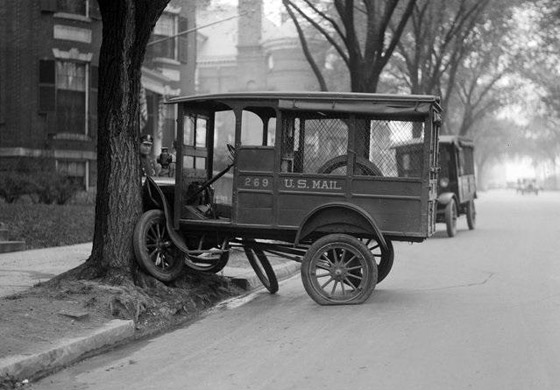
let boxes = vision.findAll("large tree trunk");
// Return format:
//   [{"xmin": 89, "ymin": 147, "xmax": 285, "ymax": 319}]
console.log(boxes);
[{"xmin": 76, "ymin": 0, "xmax": 169, "ymax": 285}]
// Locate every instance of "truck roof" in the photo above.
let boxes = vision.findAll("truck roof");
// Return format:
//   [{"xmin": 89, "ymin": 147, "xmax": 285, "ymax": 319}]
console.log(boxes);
[{"xmin": 167, "ymin": 91, "xmax": 442, "ymax": 117}]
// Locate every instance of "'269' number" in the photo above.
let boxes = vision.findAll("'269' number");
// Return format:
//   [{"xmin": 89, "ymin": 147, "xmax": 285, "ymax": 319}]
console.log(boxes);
[{"xmin": 243, "ymin": 177, "xmax": 270, "ymax": 188}]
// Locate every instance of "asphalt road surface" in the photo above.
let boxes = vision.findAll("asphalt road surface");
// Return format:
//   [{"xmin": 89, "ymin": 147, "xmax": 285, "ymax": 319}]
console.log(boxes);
[{"xmin": 34, "ymin": 190, "xmax": 560, "ymax": 390}]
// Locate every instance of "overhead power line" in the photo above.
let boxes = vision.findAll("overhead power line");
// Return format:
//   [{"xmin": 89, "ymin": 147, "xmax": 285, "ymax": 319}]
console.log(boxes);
[{"xmin": 147, "ymin": 12, "xmax": 247, "ymax": 47}]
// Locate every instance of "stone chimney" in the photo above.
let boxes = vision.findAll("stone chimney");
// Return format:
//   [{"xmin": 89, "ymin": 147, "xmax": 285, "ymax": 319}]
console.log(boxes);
[
  {"xmin": 236, "ymin": 0, "xmax": 265, "ymax": 91},
  {"xmin": 237, "ymin": 0, "xmax": 262, "ymax": 48}
]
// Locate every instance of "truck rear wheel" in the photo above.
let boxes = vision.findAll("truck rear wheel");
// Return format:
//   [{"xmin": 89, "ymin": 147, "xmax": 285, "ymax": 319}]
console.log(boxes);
[
  {"xmin": 362, "ymin": 237, "xmax": 394, "ymax": 283},
  {"xmin": 466, "ymin": 200, "xmax": 476, "ymax": 230},
  {"xmin": 445, "ymin": 199, "xmax": 458, "ymax": 237},
  {"xmin": 301, "ymin": 234, "xmax": 377, "ymax": 305}
]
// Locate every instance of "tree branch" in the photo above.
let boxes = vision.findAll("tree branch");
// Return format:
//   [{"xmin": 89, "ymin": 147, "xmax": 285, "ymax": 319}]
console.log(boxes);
[
  {"xmin": 284, "ymin": 2, "xmax": 329, "ymax": 91},
  {"xmin": 283, "ymin": 0, "xmax": 349, "ymax": 66}
]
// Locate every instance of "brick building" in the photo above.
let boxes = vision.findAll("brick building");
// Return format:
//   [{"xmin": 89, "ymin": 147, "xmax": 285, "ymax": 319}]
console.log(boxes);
[
  {"xmin": 197, "ymin": 0, "xmax": 324, "ymax": 95},
  {"xmin": 0, "ymin": 0, "xmax": 322, "ymax": 192},
  {"xmin": 195, "ymin": 0, "xmax": 326, "ymax": 148},
  {"xmin": 0, "ymin": 1, "xmax": 102, "ymax": 190},
  {"xmin": 0, "ymin": 0, "xmax": 196, "ymax": 191},
  {"xmin": 142, "ymin": 1, "xmax": 196, "ymax": 159}
]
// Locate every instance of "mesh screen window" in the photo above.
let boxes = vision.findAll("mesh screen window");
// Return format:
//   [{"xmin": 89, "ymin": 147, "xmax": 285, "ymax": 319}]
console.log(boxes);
[{"xmin": 281, "ymin": 112, "xmax": 425, "ymax": 178}]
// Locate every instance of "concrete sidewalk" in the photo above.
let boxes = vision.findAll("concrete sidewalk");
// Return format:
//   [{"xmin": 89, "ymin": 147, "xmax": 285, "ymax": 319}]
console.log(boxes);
[
  {"xmin": 0, "ymin": 243, "xmax": 92, "ymax": 298},
  {"xmin": 0, "ymin": 243, "xmax": 300, "ymax": 383}
]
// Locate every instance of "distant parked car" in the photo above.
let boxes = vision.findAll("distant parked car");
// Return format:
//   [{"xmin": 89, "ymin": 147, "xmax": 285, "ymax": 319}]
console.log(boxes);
[
  {"xmin": 394, "ymin": 135, "xmax": 476, "ymax": 237},
  {"xmin": 436, "ymin": 136, "xmax": 477, "ymax": 237},
  {"xmin": 517, "ymin": 178, "xmax": 539, "ymax": 195}
]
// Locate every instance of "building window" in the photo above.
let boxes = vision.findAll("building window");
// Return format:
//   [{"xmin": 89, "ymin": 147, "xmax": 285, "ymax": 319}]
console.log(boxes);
[
  {"xmin": 43, "ymin": 0, "xmax": 100, "ymax": 19},
  {"xmin": 56, "ymin": 61, "xmax": 87, "ymax": 134},
  {"xmin": 57, "ymin": 160, "xmax": 87, "ymax": 190},
  {"xmin": 178, "ymin": 16, "xmax": 189, "ymax": 63},
  {"xmin": 39, "ymin": 59, "xmax": 89, "ymax": 135},
  {"xmin": 39, "ymin": 60, "xmax": 56, "ymax": 112},
  {"xmin": 57, "ymin": 0, "xmax": 87, "ymax": 16},
  {"xmin": 0, "ymin": 68, "xmax": 5, "ymax": 123},
  {"xmin": 146, "ymin": 13, "xmax": 178, "ymax": 62}
]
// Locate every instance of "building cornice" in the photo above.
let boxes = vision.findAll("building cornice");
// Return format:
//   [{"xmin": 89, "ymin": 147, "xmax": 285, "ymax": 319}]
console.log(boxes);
[
  {"xmin": 0, "ymin": 148, "xmax": 96, "ymax": 160},
  {"xmin": 141, "ymin": 67, "xmax": 181, "ymax": 96},
  {"xmin": 52, "ymin": 48, "xmax": 93, "ymax": 62}
]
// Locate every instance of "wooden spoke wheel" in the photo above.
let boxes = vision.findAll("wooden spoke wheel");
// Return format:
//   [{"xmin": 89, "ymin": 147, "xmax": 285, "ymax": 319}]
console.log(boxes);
[
  {"xmin": 301, "ymin": 234, "xmax": 377, "ymax": 305},
  {"xmin": 362, "ymin": 237, "xmax": 394, "ymax": 284}
]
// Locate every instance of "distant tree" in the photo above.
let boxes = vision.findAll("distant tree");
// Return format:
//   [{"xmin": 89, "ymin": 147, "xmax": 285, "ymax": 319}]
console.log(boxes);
[
  {"xmin": 471, "ymin": 116, "xmax": 525, "ymax": 189},
  {"xmin": 282, "ymin": 0, "xmax": 417, "ymax": 92},
  {"xmin": 513, "ymin": 114, "xmax": 560, "ymax": 189},
  {"xmin": 391, "ymin": 0, "xmax": 489, "ymax": 96},
  {"xmin": 473, "ymin": 113, "xmax": 560, "ymax": 190},
  {"xmin": 532, "ymin": 2, "xmax": 560, "ymax": 119},
  {"xmin": 72, "ymin": 0, "xmax": 170, "ymax": 285},
  {"xmin": 450, "ymin": 65, "xmax": 506, "ymax": 137},
  {"xmin": 444, "ymin": 4, "xmax": 517, "ymax": 137},
  {"xmin": 534, "ymin": 0, "xmax": 560, "ymax": 51},
  {"xmin": 508, "ymin": 1, "xmax": 560, "ymax": 117},
  {"xmin": 388, "ymin": 0, "xmax": 523, "ymax": 134},
  {"xmin": 507, "ymin": 1, "xmax": 560, "ymax": 188}
]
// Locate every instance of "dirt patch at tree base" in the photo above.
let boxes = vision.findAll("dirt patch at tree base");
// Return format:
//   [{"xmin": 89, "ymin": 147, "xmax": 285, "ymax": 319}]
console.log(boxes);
[{"xmin": 0, "ymin": 270, "xmax": 244, "ymax": 389}]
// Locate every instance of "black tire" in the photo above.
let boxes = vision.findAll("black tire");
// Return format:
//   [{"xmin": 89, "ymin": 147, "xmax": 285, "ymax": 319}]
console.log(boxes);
[
  {"xmin": 317, "ymin": 155, "xmax": 383, "ymax": 176},
  {"xmin": 133, "ymin": 209, "xmax": 184, "ymax": 282},
  {"xmin": 445, "ymin": 199, "xmax": 458, "ymax": 237},
  {"xmin": 362, "ymin": 237, "xmax": 394, "ymax": 283},
  {"xmin": 243, "ymin": 242, "xmax": 279, "ymax": 294},
  {"xmin": 466, "ymin": 200, "xmax": 476, "ymax": 230},
  {"xmin": 301, "ymin": 234, "xmax": 377, "ymax": 305}
]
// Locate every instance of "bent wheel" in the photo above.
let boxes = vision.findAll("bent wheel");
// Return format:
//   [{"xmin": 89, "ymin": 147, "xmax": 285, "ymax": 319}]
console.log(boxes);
[
  {"xmin": 466, "ymin": 200, "xmax": 476, "ymax": 230},
  {"xmin": 362, "ymin": 237, "xmax": 394, "ymax": 284},
  {"xmin": 301, "ymin": 234, "xmax": 377, "ymax": 305},
  {"xmin": 243, "ymin": 240, "xmax": 279, "ymax": 294},
  {"xmin": 185, "ymin": 238, "xmax": 230, "ymax": 274},
  {"xmin": 133, "ymin": 209, "xmax": 184, "ymax": 282},
  {"xmin": 445, "ymin": 199, "xmax": 458, "ymax": 237}
]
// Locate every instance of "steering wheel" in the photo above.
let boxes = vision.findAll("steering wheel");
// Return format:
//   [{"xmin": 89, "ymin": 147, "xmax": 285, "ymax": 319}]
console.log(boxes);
[
  {"xmin": 317, "ymin": 155, "xmax": 383, "ymax": 176},
  {"xmin": 187, "ymin": 144, "xmax": 236, "ymax": 205}
]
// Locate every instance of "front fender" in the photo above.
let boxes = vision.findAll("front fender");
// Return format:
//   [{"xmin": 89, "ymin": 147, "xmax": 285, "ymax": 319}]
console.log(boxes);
[
  {"xmin": 295, "ymin": 202, "xmax": 388, "ymax": 252},
  {"xmin": 437, "ymin": 192, "xmax": 455, "ymax": 206},
  {"xmin": 143, "ymin": 176, "xmax": 189, "ymax": 254}
]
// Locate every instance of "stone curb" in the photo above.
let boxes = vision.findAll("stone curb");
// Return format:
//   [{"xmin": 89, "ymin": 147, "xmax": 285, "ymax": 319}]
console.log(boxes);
[
  {"xmin": 0, "ymin": 319, "xmax": 135, "ymax": 382},
  {"xmin": 0, "ymin": 262, "xmax": 301, "ymax": 384},
  {"xmin": 228, "ymin": 261, "xmax": 301, "ymax": 291}
]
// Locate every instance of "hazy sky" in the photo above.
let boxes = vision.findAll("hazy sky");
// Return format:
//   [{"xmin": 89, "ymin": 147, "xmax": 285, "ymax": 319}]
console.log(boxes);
[{"xmin": 212, "ymin": 0, "xmax": 284, "ymax": 24}]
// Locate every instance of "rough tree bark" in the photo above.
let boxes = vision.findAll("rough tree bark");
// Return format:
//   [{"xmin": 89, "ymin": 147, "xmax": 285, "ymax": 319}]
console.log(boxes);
[{"xmin": 74, "ymin": 0, "xmax": 170, "ymax": 285}]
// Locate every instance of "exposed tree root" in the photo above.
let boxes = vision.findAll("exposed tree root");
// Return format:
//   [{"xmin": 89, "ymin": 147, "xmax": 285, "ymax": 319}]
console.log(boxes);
[{"xmin": 37, "ymin": 261, "xmax": 243, "ymax": 335}]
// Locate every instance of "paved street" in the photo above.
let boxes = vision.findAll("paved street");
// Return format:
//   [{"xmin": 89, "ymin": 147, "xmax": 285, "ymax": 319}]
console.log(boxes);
[{"xmin": 34, "ymin": 190, "xmax": 560, "ymax": 390}]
